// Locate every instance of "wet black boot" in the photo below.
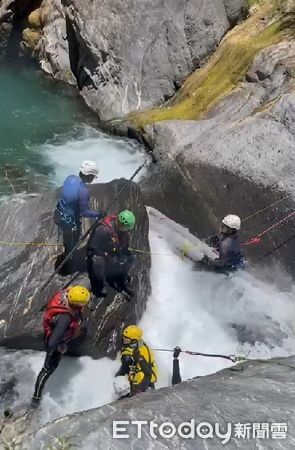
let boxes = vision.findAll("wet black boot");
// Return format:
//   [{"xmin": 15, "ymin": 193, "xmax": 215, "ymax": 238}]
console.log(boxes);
[
  {"xmin": 121, "ymin": 285, "xmax": 134, "ymax": 298},
  {"xmin": 112, "ymin": 280, "xmax": 134, "ymax": 299},
  {"xmin": 30, "ymin": 367, "xmax": 52, "ymax": 409}
]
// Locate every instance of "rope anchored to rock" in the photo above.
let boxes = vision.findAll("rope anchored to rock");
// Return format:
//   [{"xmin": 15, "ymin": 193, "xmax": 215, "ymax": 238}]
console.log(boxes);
[
  {"xmin": 0, "ymin": 197, "xmax": 294, "ymax": 262},
  {"xmin": 152, "ymin": 348, "xmax": 240, "ymax": 363},
  {"xmin": 152, "ymin": 348, "xmax": 295, "ymax": 369}
]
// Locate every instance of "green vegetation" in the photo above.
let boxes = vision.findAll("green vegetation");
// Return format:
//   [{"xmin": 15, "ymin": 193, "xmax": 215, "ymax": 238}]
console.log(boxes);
[
  {"xmin": 246, "ymin": 0, "xmax": 260, "ymax": 7},
  {"xmin": 1, "ymin": 433, "xmax": 79, "ymax": 449},
  {"xmin": 129, "ymin": 0, "xmax": 295, "ymax": 128},
  {"xmin": 45, "ymin": 434, "xmax": 80, "ymax": 450}
]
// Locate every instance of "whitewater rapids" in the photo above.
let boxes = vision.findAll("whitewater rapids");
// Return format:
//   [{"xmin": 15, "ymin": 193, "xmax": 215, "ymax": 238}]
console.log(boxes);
[{"xmin": 0, "ymin": 126, "xmax": 295, "ymax": 430}]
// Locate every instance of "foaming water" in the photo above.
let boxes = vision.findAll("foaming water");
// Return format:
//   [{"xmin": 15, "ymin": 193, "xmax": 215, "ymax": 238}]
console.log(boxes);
[
  {"xmin": 141, "ymin": 208, "xmax": 295, "ymax": 387},
  {"xmin": 0, "ymin": 94, "xmax": 294, "ymax": 430},
  {"xmin": 0, "ymin": 59, "xmax": 145, "ymax": 196},
  {"xmin": 42, "ymin": 125, "xmax": 146, "ymax": 186},
  {"xmin": 1, "ymin": 209, "xmax": 294, "ymax": 429},
  {"xmin": 0, "ymin": 60, "xmax": 94, "ymax": 196}
]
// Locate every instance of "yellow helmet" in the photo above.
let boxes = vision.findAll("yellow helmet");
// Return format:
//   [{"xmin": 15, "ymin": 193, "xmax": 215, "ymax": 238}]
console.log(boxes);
[
  {"xmin": 122, "ymin": 325, "xmax": 143, "ymax": 344},
  {"xmin": 67, "ymin": 285, "xmax": 90, "ymax": 306}
]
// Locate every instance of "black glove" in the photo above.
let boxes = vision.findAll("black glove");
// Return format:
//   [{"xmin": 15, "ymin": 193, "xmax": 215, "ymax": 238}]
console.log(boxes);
[
  {"xmin": 206, "ymin": 234, "xmax": 220, "ymax": 247},
  {"xmin": 122, "ymin": 285, "xmax": 134, "ymax": 300},
  {"xmin": 173, "ymin": 347, "xmax": 181, "ymax": 358},
  {"xmin": 202, "ymin": 255, "xmax": 210, "ymax": 264}
]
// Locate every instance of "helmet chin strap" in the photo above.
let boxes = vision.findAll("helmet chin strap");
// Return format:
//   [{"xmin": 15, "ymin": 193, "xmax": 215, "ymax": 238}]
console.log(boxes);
[{"xmin": 62, "ymin": 290, "xmax": 69, "ymax": 306}]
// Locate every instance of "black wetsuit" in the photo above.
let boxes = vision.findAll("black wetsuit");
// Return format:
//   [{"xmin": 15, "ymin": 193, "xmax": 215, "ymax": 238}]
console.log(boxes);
[
  {"xmin": 87, "ymin": 218, "xmax": 134, "ymax": 297},
  {"xmin": 31, "ymin": 314, "xmax": 74, "ymax": 407}
]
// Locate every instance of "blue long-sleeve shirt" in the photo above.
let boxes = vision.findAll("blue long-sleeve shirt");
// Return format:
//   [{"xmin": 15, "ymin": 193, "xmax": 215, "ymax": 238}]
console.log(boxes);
[{"xmin": 59, "ymin": 175, "xmax": 99, "ymax": 220}]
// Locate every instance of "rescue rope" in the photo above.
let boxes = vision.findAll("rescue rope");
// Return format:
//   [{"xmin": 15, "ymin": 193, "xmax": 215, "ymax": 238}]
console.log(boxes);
[
  {"xmin": 0, "ymin": 200, "xmax": 294, "ymax": 260},
  {"xmin": 242, "ymin": 210, "xmax": 295, "ymax": 246},
  {"xmin": 155, "ymin": 195, "xmax": 292, "ymax": 226},
  {"xmin": 152, "ymin": 348, "xmax": 295, "ymax": 369},
  {"xmin": 152, "ymin": 348, "xmax": 237, "ymax": 362},
  {"xmin": 0, "ymin": 240, "xmax": 173, "ymax": 257},
  {"xmin": 241, "ymin": 195, "xmax": 292, "ymax": 224},
  {"xmin": 260, "ymin": 233, "xmax": 295, "ymax": 259},
  {"xmin": 0, "ymin": 240, "xmax": 63, "ymax": 248}
]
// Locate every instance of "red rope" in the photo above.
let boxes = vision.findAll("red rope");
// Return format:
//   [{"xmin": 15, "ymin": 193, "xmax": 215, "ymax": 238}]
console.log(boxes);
[{"xmin": 242, "ymin": 210, "xmax": 295, "ymax": 246}]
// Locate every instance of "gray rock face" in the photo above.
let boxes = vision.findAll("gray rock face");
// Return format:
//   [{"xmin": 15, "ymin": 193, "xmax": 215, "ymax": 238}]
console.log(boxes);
[
  {"xmin": 141, "ymin": 41, "xmax": 295, "ymax": 274},
  {"xmin": 0, "ymin": 0, "xmax": 13, "ymax": 23},
  {"xmin": 15, "ymin": 356, "xmax": 295, "ymax": 449},
  {"xmin": 0, "ymin": 0, "xmax": 247, "ymax": 114},
  {"xmin": 0, "ymin": 179, "xmax": 150, "ymax": 358},
  {"xmin": 0, "ymin": 0, "xmax": 35, "ymax": 33},
  {"xmin": 0, "ymin": 0, "xmax": 14, "ymax": 47},
  {"xmin": 224, "ymin": 0, "xmax": 247, "ymax": 25},
  {"xmin": 62, "ymin": 0, "xmax": 247, "ymax": 120},
  {"xmin": 37, "ymin": 0, "xmax": 76, "ymax": 85}
]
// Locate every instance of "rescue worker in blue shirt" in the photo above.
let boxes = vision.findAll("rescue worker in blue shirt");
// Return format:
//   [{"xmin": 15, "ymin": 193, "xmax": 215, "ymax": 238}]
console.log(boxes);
[
  {"xmin": 203, "ymin": 214, "xmax": 245, "ymax": 274},
  {"xmin": 54, "ymin": 160, "xmax": 105, "ymax": 260}
]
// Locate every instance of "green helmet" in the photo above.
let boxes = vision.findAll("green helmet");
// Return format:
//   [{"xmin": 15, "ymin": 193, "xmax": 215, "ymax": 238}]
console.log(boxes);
[{"xmin": 118, "ymin": 210, "xmax": 136, "ymax": 230}]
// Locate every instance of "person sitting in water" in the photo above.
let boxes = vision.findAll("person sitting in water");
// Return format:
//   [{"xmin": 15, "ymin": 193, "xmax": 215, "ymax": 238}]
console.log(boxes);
[
  {"xmin": 54, "ymin": 160, "xmax": 105, "ymax": 260},
  {"xmin": 30, "ymin": 286, "xmax": 90, "ymax": 409},
  {"xmin": 203, "ymin": 214, "xmax": 245, "ymax": 273},
  {"xmin": 113, "ymin": 325, "xmax": 158, "ymax": 399}
]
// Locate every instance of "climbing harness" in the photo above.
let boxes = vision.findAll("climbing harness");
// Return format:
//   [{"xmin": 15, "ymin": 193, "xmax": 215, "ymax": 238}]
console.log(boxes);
[{"xmin": 55, "ymin": 199, "xmax": 79, "ymax": 229}]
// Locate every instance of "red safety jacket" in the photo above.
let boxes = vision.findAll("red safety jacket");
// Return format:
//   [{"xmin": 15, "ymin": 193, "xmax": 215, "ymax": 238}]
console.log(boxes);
[
  {"xmin": 102, "ymin": 215, "xmax": 118, "ymax": 244},
  {"xmin": 101, "ymin": 215, "xmax": 129, "ymax": 251},
  {"xmin": 43, "ymin": 290, "xmax": 82, "ymax": 342}
]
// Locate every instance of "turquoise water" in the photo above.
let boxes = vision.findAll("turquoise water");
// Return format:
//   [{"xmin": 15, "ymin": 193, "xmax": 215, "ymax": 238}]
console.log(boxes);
[{"xmin": 0, "ymin": 59, "xmax": 95, "ymax": 195}]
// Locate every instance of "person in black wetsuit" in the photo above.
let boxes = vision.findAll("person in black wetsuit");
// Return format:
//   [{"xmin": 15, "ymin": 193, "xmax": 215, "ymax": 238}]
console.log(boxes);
[
  {"xmin": 203, "ymin": 214, "xmax": 245, "ymax": 274},
  {"xmin": 87, "ymin": 210, "xmax": 136, "ymax": 298},
  {"xmin": 30, "ymin": 286, "xmax": 90, "ymax": 409}
]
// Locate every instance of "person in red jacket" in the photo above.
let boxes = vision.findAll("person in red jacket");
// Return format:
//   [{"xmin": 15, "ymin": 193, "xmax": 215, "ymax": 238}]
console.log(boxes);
[
  {"xmin": 30, "ymin": 285, "xmax": 91, "ymax": 409},
  {"xmin": 87, "ymin": 210, "xmax": 136, "ymax": 299}
]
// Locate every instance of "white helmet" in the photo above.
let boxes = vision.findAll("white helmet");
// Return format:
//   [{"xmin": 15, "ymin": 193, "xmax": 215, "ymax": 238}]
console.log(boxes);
[
  {"xmin": 80, "ymin": 160, "xmax": 99, "ymax": 176},
  {"xmin": 113, "ymin": 376, "xmax": 131, "ymax": 397},
  {"xmin": 222, "ymin": 214, "xmax": 241, "ymax": 230}
]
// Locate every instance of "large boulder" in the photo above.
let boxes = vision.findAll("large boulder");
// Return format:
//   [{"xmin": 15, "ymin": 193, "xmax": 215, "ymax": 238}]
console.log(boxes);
[
  {"xmin": 61, "ymin": 0, "xmax": 247, "ymax": 120},
  {"xmin": 21, "ymin": 0, "xmax": 76, "ymax": 85},
  {"xmin": 138, "ymin": 38, "xmax": 295, "ymax": 275},
  {"xmin": 0, "ymin": 179, "xmax": 151, "ymax": 358},
  {"xmin": 37, "ymin": 0, "xmax": 76, "ymax": 84},
  {"xmin": 10, "ymin": 355, "xmax": 295, "ymax": 449}
]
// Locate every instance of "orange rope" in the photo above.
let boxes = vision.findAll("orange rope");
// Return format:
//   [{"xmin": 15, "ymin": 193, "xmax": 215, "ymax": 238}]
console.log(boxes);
[{"xmin": 242, "ymin": 210, "xmax": 295, "ymax": 246}]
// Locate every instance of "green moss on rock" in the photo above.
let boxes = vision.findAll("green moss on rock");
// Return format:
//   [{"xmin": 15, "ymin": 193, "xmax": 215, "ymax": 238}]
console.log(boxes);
[{"xmin": 129, "ymin": 0, "xmax": 295, "ymax": 128}]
